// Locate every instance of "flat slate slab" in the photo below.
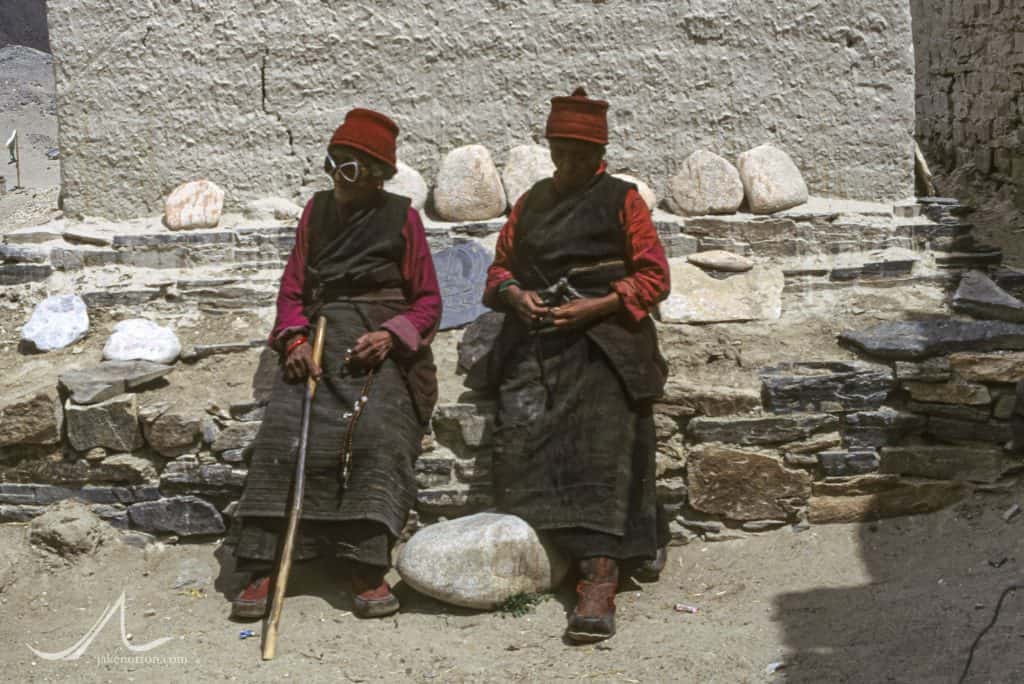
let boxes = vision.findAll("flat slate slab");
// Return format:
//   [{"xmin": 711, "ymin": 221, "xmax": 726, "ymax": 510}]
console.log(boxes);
[
  {"xmin": 952, "ymin": 270, "xmax": 1024, "ymax": 323},
  {"xmin": 687, "ymin": 413, "xmax": 839, "ymax": 446},
  {"xmin": 760, "ymin": 361, "xmax": 894, "ymax": 414},
  {"xmin": 839, "ymin": 319, "xmax": 1024, "ymax": 360},
  {"xmin": 818, "ymin": 449, "xmax": 880, "ymax": 476},
  {"xmin": 59, "ymin": 360, "xmax": 175, "ymax": 405},
  {"xmin": 880, "ymin": 446, "xmax": 1007, "ymax": 483},
  {"xmin": 127, "ymin": 495, "xmax": 225, "ymax": 536},
  {"xmin": 433, "ymin": 241, "xmax": 493, "ymax": 330}
]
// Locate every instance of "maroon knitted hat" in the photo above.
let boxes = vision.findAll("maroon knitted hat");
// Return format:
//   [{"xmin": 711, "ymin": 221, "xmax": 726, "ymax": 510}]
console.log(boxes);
[
  {"xmin": 329, "ymin": 108, "xmax": 399, "ymax": 169},
  {"xmin": 545, "ymin": 87, "xmax": 609, "ymax": 145}
]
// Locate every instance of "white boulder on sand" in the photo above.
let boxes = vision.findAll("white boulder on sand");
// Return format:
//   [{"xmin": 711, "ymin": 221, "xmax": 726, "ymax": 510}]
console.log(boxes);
[
  {"xmin": 102, "ymin": 318, "xmax": 181, "ymax": 364},
  {"xmin": 21, "ymin": 294, "xmax": 89, "ymax": 351},
  {"xmin": 397, "ymin": 512, "xmax": 568, "ymax": 610}
]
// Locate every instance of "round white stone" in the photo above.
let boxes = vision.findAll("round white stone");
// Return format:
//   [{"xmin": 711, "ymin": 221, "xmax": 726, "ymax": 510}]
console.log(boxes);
[
  {"xmin": 502, "ymin": 145, "xmax": 554, "ymax": 207},
  {"xmin": 102, "ymin": 318, "xmax": 181, "ymax": 364},
  {"xmin": 666, "ymin": 150, "xmax": 744, "ymax": 216},
  {"xmin": 21, "ymin": 294, "xmax": 90, "ymax": 351},
  {"xmin": 396, "ymin": 512, "xmax": 568, "ymax": 610},
  {"xmin": 164, "ymin": 179, "xmax": 225, "ymax": 230},
  {"xmin": 384, "ymin": 161, "xmax": 429, "ymax": 210},
  {"xmin": 613, "ymin": 173, "xmax": 657, "ymax": 211},
  {"xmin": 737, "ymin": 144, "xmax": 809, "ymax": 214},
  {"xmin": 433, "ymin": 145, "xmax": 507, "ymax": 221}
]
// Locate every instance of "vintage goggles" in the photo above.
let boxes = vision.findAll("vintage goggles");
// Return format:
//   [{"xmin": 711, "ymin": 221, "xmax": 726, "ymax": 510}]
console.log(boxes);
[{"xmin": 324, "ymin": 153, "xmax": 362, "ymax": 183}]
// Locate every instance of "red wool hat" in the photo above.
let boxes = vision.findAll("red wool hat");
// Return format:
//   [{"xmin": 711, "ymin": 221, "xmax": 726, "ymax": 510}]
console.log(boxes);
[
  {"xmin": 329, "ymin": 108, "xmax": 399, "ymax": 170},
  {"xmin": 545, "ymin": 87, "xmax": 609, "ymax": 145}
]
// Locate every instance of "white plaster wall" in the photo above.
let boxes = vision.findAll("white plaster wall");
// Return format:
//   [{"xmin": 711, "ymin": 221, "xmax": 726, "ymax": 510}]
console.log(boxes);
[{"xmin": 47, "ymin": 0, "xmax": 915, "ymax": 219}]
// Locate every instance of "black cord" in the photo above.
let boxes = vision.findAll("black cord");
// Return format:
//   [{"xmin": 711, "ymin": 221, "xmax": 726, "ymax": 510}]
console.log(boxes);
[{"xmin": 958, "ymin": 584, "xmax": 1023, "ymax": 684}]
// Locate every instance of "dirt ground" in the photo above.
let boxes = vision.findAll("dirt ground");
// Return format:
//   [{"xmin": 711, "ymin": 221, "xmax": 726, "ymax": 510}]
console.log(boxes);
[{"xmin": 0, "ymin": 480, "xmax": 1021, "ymax": 684}]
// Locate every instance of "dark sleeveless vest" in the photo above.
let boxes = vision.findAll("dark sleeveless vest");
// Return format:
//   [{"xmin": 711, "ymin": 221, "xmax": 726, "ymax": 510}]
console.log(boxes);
[
  {"xmin": 301, "ymin": 189, "xmax": 438, "ymax": 424},
  {"xmin": 305, "ymin": 189, "xmax": 409, "ymax": 301},
  {"xmin": 493, "ymin": 173, "xmax": 667, "ymax": 403}
]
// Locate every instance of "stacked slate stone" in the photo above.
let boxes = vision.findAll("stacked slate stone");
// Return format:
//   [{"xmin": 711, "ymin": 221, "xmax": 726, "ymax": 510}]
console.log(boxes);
[
  {"xmin": 0, "ymin": 359, "xmax": 268, "ymax": 538},
  {"xmin": 909, "ymin": 197, "xmax": 1003, "ymax": 270},
  {"xmin": 830, "ymin": 272, "xmax": 1024, "ymax": 515}
]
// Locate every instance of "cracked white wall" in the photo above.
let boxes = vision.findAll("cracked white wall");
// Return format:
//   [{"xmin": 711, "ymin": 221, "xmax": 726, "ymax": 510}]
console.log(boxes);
[{"xmin": 47, "ymin": 0, "xmax": 916, "ymax": 219}]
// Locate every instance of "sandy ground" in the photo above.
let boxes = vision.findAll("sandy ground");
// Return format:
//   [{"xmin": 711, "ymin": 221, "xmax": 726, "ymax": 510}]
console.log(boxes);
[{"xmin": 0, "ymin": 481, "xmax": 1022, "ymax": 684}]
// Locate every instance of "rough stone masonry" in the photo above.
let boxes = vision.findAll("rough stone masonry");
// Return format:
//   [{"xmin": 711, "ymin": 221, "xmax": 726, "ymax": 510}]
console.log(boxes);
[
  {"xmin": 912, "ymin": 0, "xmax": 1024, "ymax": 208},
  {"xmin": 46, "ymin": 0, "xmax": 915, "ymax": 218}
]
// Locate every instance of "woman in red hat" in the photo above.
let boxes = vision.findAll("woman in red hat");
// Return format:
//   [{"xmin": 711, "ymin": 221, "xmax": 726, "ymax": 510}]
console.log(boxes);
[
  {"xmin": 229, "ymin": 108, "xmax": 441, "ymax": 620},
  {"xmin": 483, "ymin": 88, "xmax": 671, "ymax": 643}
]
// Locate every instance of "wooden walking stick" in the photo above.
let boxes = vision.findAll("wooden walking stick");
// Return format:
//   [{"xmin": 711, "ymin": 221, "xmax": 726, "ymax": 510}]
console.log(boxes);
[{"xmin": 262, "ymin": 315, "xmax": 327, "ymax": 660}]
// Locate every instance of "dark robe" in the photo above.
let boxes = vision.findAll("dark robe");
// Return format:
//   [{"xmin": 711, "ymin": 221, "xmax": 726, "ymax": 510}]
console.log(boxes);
[
  {"xmin": 231, "ymin": 190, "xmax": 437, "ymax": 569},
  {"xmin": 489, "ymin": 173, "xmax": 668, "ymax": 561}
]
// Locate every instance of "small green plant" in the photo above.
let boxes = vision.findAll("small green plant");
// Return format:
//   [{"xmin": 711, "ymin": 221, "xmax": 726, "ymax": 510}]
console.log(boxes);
[{"xmin": 499, "ymin": 592, "xmax": 550, "ymax": 618}]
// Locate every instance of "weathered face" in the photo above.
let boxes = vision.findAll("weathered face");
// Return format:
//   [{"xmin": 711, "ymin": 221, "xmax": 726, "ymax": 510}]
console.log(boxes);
[
  {"xmin": 549, "ymin": 137, "xmax": 604, "ymax": 195},
  {"xmin": 325, "ymin": 145, "xmax": 382, "ymax": 207}
]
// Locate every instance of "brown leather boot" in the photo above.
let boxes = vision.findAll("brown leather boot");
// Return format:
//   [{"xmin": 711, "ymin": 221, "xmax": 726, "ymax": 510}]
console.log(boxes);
[
  {"xmin": 350, "ymin": 567, "xmax": 400, "ymax": 619},
  {"xmin": 230, "ymin": 575, "xmax": 270, "ymax": 620},
  {"xmin": 566, "ymin": 557, "xmax": 618, "ymax": 643}
]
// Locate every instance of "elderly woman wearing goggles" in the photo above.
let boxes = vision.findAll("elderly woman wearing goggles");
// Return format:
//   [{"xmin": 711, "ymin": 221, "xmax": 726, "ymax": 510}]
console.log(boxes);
[{"xmin": 228, "ymin": 108, "xmax": 442, "ymax": 621}]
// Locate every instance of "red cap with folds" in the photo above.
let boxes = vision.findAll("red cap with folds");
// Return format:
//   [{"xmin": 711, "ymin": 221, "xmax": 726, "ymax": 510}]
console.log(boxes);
[
  {"xmin": 545, "ymin": 87, "xmax": 609, "ymax": 145},
  {"xmin": 329, "ymin": 108, "xmax": 399, "ymax": 169}
]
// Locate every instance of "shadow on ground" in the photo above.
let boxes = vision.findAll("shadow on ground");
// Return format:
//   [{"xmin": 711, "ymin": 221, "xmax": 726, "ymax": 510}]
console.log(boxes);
[{"xmin": 776, "ymin": 486, "xmax": 1024, "ymax": 683}]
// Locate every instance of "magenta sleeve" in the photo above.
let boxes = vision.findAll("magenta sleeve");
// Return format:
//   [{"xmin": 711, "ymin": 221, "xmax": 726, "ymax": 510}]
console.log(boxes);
[
  {"xmin": 381, "ymin": 208, "xmax": 443, "ymax": 353},
  {"xmin": 268, "ymin": 199, "xmax": 314, "ymax": 351}
]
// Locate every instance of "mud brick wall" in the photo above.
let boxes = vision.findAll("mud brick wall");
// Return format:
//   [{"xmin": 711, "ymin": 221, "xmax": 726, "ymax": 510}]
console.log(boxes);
[
  {"xmin": 912, "ymin": 0, "xmax": 1024, "ymax": 206},
  {"xmin": 45, "ymin": 0, "xmax": 915, "ymax": 218}
]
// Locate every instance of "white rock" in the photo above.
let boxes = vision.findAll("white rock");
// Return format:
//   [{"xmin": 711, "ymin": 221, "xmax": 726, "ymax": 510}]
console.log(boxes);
[
  {"xmin": 164, "ymin": 179, "xmax": 225, "ymax": 230},
  {"xmin": 667, "ymin": 150, "xmax": 744, "ymax": 216},
  {"xmin": 103, "ymin": 319, "xmax": 181, "ymax": 364},
  {"xmin": 737, "ymin": 144, "xmax": 809, "ymax": 214},
  {"xmin": 687, "ymin": 250, "xmax": 754, "ymax": 273},
  {"xmin": 21, "ymin": 294, "xmax": 89, "ymax": 351},
  {"xmin": 384, "ymin": 161, "xmax": 429, "ymax": 210},
  {"xmin": 660, "ymin": 261, "xmax": 783, "ymax": 324},
  {"xmin": 613, "ymin": 173, "xmax": 657, "ymax": 212},
  {"xmin": 243, "ymin": 197, "xmax": 302, "ymax": 222},
  {"xmin": 502, "ymin": 145, "xmax": 554, "ymax": 207},
  {"xmin": 396, "ymin": 512, "xmax": 568, "ymax": 610},
  {"xmin": 433, "ymin": 145, "xmax": 507, "ymax": 221}
]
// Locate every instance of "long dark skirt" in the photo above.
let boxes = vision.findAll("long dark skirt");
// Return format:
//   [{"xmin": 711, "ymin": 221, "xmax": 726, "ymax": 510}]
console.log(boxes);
[
  {"xmin": 493, "ymin": 330, "xmax": 662, "ymax": 561},
  {"xmin": 231, "ymin": 300, "xmax": 423, "ymax": 569}
]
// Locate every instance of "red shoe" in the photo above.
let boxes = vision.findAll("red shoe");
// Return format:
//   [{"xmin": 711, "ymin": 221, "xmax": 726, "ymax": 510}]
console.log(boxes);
[
  {"xmin": 566, "ymin": 557, "xmax": 618, "ymax": 643},
  {"xmin": 350, "ymin": 570, "xmax": 400, "ymax": 619},
  {"xmin": 230, "ymin": 575, "xmax": 270, "ymax": 620}
]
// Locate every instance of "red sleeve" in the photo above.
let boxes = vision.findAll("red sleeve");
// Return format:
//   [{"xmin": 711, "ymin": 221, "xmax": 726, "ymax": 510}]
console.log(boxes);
[
  {"xmin": 482, "ymin": 194, "xmax": 524, "ymax": 310},
  {"xmin": 610, "ymin": 188, "xmax": 671, "ymax": 321},
  {"xmin": 268, "ymin": 199, "xmax": 314, "ymax": 351},
  {"xmin": 380, "ymin": 208, "xmax": 443, "ymax": 353}
]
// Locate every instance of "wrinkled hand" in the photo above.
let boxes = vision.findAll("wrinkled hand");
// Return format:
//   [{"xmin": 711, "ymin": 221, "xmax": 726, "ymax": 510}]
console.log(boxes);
[
  {"xmin": 284, "ymin": 341, "xmax": 321, "ymax": 383},
  {"xmin": 550, "ymin": 294, "xmax": 621, "ymax": 329},
  {"xmin": 504, "ymin": 285, "xmax": 551, "ymax": 326},
  {"xmin": 349, "ymin": 330, "xmax": 394, "ymax": 369}
]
